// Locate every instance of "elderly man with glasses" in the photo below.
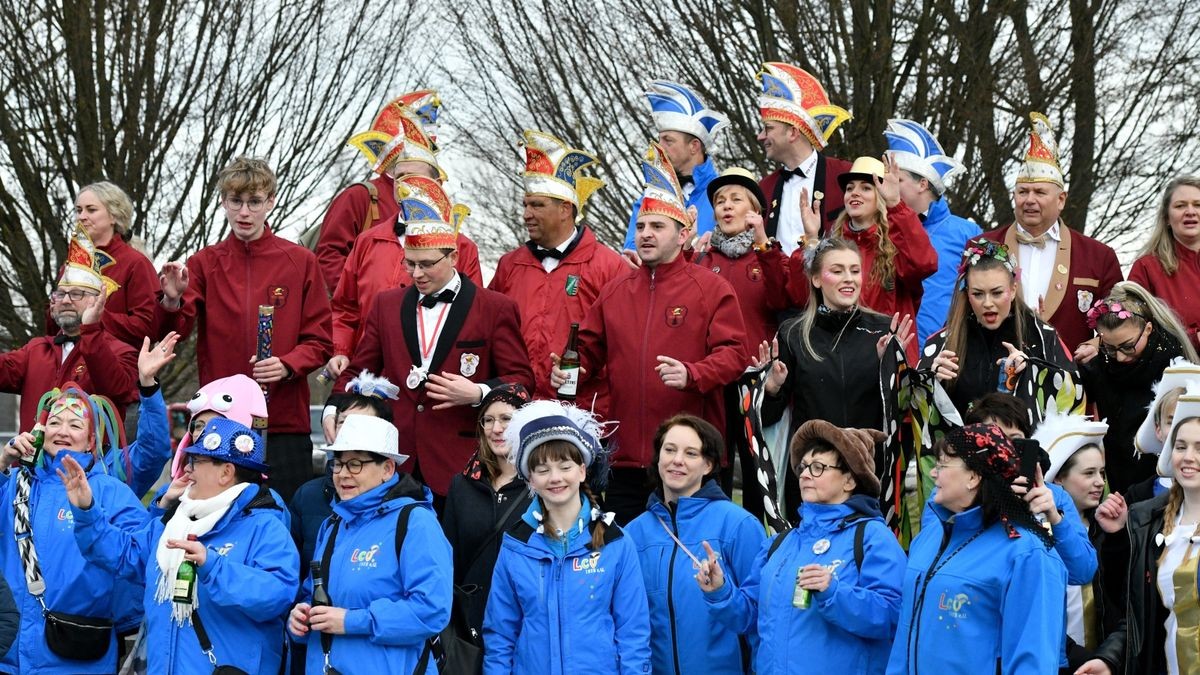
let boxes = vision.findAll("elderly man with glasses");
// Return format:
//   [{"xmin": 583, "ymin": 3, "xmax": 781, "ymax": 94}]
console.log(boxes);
[
  {"xmin": 156, "ymin": 156, "xmax": 333, "ymax": 501},
  {"xmin": 0, "ymin": 225, "xmax": 138, "ymax": 429}
]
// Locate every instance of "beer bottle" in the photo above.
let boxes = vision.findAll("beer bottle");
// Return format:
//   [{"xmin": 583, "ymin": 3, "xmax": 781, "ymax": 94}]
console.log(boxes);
[
  {"xmin": 22, "ymin": 423, "xmax": 45, "ymax": 468},
  {"xmin": 172, "ymin": 534, "xmax": 200, "ymax": 603},
  {"xmin": 311, "ymin": 561, "xmax": 331, "ymax": 607},
  {"xmin": 557, "ymin": 323, "xmax": 581, "ymax": 400}
]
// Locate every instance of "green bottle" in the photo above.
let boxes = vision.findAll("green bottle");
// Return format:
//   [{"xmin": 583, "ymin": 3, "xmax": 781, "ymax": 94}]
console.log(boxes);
[
  {"xmin": 172, "ymin": 534, "xmax": 199, "ymax": 603},
  {"xmin": 22, "ymin": 423, "xmax": 45, "ymax": 468},
  {"xmin": 792, "ymin": 567, "xmax": 811, "ymax": 609}
]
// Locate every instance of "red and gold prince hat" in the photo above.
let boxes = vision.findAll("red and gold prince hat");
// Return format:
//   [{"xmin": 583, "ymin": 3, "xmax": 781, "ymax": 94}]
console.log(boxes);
[
  {"xmin": 59, "ymin": 223, "xmax": 113, "ymax": 294},
  {"xmin": 757, "ymin": 62, "xmax": 851, "ymax": 152},
  {"xmin": 1015, "ymin": 112, "xmax": 1065, "ymax": 188},
  {"xmin": 637, "ymin": 141, "xmax": 690, "ymax": 227},
  {"xmin": 347, "ymin": 90, "xmax": 443, "ymax": 177},
  {"xmin": 521, "ymin": 130, "xmax": 604, "ymax": 211},
  {"xmin": 397, "ymin": 175, "xmax": 469, "ymax": 250}
]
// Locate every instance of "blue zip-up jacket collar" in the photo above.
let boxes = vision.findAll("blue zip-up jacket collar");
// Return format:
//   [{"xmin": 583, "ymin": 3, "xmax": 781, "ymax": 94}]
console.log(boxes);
[
  {"xmin": 329, "ymin": 473, "xmax": 432, "ymax": 524},
  {"xmin": 623, "ymin": 157, "xmax": 720, "ymax": 250},
  {"xmin": 518, "ymin": 495, "xmax": 595, "ymax": 558},
  {"xmin": 645, "ymin": 478, "xmax": 729, "ymax": 517}
]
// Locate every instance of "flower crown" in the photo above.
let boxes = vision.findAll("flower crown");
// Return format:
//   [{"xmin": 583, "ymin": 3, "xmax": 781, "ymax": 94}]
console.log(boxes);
[
  {"xmin": 957, "ymin": 240, "xmax": 1016, "ymax": 278},
  {"xmin": 1086, "ymin": 299, "xmax": 1144, "ymax": 329}
]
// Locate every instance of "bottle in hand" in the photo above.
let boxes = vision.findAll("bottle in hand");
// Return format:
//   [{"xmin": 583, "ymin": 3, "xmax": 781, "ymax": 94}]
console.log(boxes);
[
  {"xmin": 172, "ymin": 534, "xmax": 200, "ymax": 603},
  {"xmin": 22, "ymin": 422, "xmax": 45, "ymax": 468},
  {"xmin": 558, "ymin": 322, "xmax": 581, "ymax": 401},
  {"xmin": 311, "ymin": 561, "xmax": 330, "ymax": 607}
]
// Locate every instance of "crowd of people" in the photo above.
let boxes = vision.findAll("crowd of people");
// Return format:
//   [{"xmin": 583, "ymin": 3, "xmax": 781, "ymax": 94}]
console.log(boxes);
[{"xmin": 1, "ymin": 61, "xmax": 1199, "ymax": 674}]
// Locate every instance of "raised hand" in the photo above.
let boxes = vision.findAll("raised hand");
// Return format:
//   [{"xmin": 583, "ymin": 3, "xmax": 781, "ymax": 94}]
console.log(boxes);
[
  {"xmin": 696, "ymin": 540, "xmax": 725, "ymax": 592},
  {"xmin": 931, "ymin": 349, "xmax": 959, "ymax": 382},
  {"xmin": 799, "ymin": 187, "xmax": 822, "ymax": 241},
  {"xmin": 139, "ymin": 332, "xmax": 180, "ymax": 386},
  {"xmin": 80, "ymin": 288, "xmax": 107, "ymax": 326},
  {"xmin": 158, "ymin": 262, "xmax": 189, "ymax": 307},
  {"xmin": 998, "ymin": 341, "xmax": 1029, "ymax": 375},
  {"xmin": 746, "ymin": 212, "xmax": 768, "ymax": 247},
  {"xmin": 753, "ymin": 339, "xmax": 788, "ymax": 395},
  {"xmin": 1094, "ymin": 492, "xmax": 1128, "ymax": 534},
  {"xmin": 877, "ymin": 313, "xmax": 915, "ymax": 361},
  {"xmin": 877, "ymin": 154, "xmax": 902, "ymax": 208},
  {"xmin": 56, "ymin": 454, "xmax": 94, "ymax": 510}
]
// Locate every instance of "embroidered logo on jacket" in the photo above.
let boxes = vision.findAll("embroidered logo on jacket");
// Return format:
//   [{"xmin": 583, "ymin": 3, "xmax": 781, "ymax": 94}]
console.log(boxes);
[
  {"xmin": 350, "ymin": 544, "xmax": 382, "ymax": 568},
  {"xmin": 572, "ymin": 551, "xmax": 605, "ymax": 574},
  {"xmin": 747, "ymin": 265, "xmax": 763, "ymax": 282},
  {"xmin": 665, "ymin": 306, "xmax": 687, "ymax": 327},
  {"xmin": 267, "ymin": 286, "xmax": 289, "ymax": 308},
  {"xmin": 937, "ymin": 590, "xmax": 972, "ymax": 625},
  {"xmin": 216, "ymin": 543, "xmax": 236, "ymax": 556}
]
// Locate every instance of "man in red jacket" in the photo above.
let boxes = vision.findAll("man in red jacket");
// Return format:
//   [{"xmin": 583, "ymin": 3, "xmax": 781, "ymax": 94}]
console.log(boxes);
[
  {"xmin": 552, "ymin": 142, "xmax": 748, "ymax": 524},
  {"xmin": 157, "ymin": 157, "xmax": 333, "ymax": 501},
  {"xmin": 338, "ymin": 175, "xmax": 533, "ymax": 509},
  {"xmin": 489, "ymin": 130, "xmax": 625, "ymax": 409},
  {"xmin": 979, "ymin": 113, "xmax": 1123, "ymax": 351},
  {"xmin": 1, "ymin": 225, "xmax": 138, "ymax": 428},
  {"xmin": 755, "ymin": 62, "xmax": 853, "ymax": 256}
]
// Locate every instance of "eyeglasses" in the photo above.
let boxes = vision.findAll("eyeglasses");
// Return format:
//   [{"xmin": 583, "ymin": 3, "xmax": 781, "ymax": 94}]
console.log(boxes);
[
  {"xmin": 798, "ymin": 460, "xmax": 845, "ymax": 477},
  {"xmin": 331, "ymin": 457, "xmax": 383, "ymax": 475},
  {"xmin": 50, "ymin": 289, "xmax": 99, "ymax": 302},
  {"xmin": 1099, "ymin": 322, "xmax": 1148, "ymax": 358},
  {"xmin": 402, "ymin": 252, "xmax": 451, "ymax": 272},
  {"xmin": 223, "ymin": 196, "xmax": 269, "ymax": 213},
  {"xmin": 480, "ymin": 414, "xmax": 514, "ymax": 429},
  {"xmin": 934, "ymin": 459, "xmax": 967, "ymax": 472},
  {"xmin": 186, "ymin": 456, "xmax": 219, "ymax": 470}
]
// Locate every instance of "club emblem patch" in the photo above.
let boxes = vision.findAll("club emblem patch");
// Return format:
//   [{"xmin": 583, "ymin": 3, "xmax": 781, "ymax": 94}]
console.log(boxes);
[
  {"xmin": 665, "ymin": 306, "xmax": 687, "ymax": 327},
  {"xmin": 747, "ymin": 265, "xmax": 763, "ymax": 282},
  {"xmin": 267, "ymin": 286, "xmax": 288, "ymax": 308},
  {"xmin": 565, "ymin": 275, "xmax": 580, "ymax": 297},
  {"xmin": 1076, "ymin": 289, "xmax": 1093, "ymax": 313},
  {"xmin": 460, "ymin": 353, "xmax": 479, "ymax": 377}
]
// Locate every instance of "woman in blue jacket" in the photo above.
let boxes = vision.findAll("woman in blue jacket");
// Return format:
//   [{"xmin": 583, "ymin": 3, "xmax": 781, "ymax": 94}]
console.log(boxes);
[
  {"xmin": 626, "ymin": 413, "xmax": 765, "ymax": 674},
  {"xmin": 886, "ymin": 423, "xmax": 1067, "ymax": 674},
  {"xmin": 288, "ymin": 414, "xmax": 452, "ymax": 675},
  {"xmin": 700, "ymin": 419, "xmax": 906, "ymax": 675},
  {"xmin": 483, "ymin": 399, "xmax": 652, "ymax": 675},
  {"xmin": 0, "ymin": 383, "xmax": 146, "ymax": 674},
  {"xmin": 61, "ymin": 417, "xmax": 299, "ymax": 675}
]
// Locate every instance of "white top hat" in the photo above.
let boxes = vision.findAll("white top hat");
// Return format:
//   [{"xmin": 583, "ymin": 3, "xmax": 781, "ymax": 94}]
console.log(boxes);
[
  {"xmin": 1158, "ymin": 382, "xmax": 1200, "ymax": 478},
  {"xmin": 1032, "ymin": 410, "xmax": 1108, "ymax": 482},
  {"xmin": 323, "ymin": 415, "xmax": 408, "ymax": 464}
]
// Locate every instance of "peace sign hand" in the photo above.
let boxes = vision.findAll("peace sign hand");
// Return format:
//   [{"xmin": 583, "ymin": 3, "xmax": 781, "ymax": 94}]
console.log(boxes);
[{"xmin": 696, "ymin": 541, "xmax": 725, "ymax": 592}]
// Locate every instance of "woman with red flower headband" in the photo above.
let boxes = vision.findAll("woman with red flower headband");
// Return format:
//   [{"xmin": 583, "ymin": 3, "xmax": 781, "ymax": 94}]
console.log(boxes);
[
  {"xmin": 1075, "ymin": 281, "xmax": 1198, "ymax": 494},
  {"xmin": 886, "ymin": 424, "xmax": 1065, "ymax": 674}
]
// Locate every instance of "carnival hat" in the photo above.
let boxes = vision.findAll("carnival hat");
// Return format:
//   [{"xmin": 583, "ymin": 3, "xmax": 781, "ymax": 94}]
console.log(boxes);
[
  {"xmin": 188, "ymin": 417, "xmax": 270, "ymax": 473},
  {"xmin": 522, "ymin": 130, "xmax": 604, "ymax": 210},
  {"xmin": 837, "ymin": 156, "xmax": 886, "ymax": 191},
  {"xmin": 1015, "ymin": 112, "xmax": 1065, "ymax": 188},
  {"xmin": 347, "ymin": 90, "xmax": 443, "ymax": 176},
  {"xmin": 344, "ymin": 370, "xmax": 401, "ymax": 400},
  {"xmin": 644, "ymin": 80, "xmax": 729, "ymax": 149},
  {"xmin": 323, "ymin": 415, "xmax": 408, "ymax": 464},
  {"xmin": 504, "ymin": 399, "xmax": 603, "ymax": 481},
  {"xmin": 58, "ymin": 223, "xmax": 106, "ymax": 294},
  {"xmin": 757, "ymin": 62, "xmax": 851, "ymax": 152},
  {"xmin": 884, "ymin": 119, "xmax": 964, "ymax": 195},
  {"xmin": 397, "ymin": 174, "xmax": 469, "ymax": 250},
  {"xmin": 789, "ymin": 419, "xmax": 885, "ymax": 497},
  {"xmin": 171, "ymin": 375, "xmax": 268, "ymax": 479},
  {"xmin": 1159, "ymin": 381, "xmax": 1200, "ymax": 478},
  {"xmin": 637, "ymin": 141, "xmax": 690, "ymax": 226},
  {"xmin": 1135, "ymin": 359, "xmax": 1200, "ymax": 457},
  {"xmin": 1032, "ymin": 410, "xmax": 1109, "ymax": 482},
  {"xmin": 706, "ymin": 167, "xmax": 766, "ymax": 210}
]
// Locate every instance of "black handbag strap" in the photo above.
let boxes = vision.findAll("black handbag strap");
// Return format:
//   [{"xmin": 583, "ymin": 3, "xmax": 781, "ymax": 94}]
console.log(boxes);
[
  {"xmin": 190, "ymin": 606, "xmax": 218, "ymax": 667},
  {"xmin": 462, "ymin": 492, "xmax": 526, "ymax": 577}
]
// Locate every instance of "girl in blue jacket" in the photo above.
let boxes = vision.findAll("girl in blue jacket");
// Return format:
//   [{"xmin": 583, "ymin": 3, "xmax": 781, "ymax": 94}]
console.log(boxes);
[
  {"xmin": 886, "ymin": 423, "xmax": 1067, "ymax": 675},
  {"xmin": 625, "ymin": 413, "xmax": 765, "ymax": 674},
  {"xmin": 61, "ymin": 417, "xmax": 300, "ymax": 675},
  {"xmin": 288, "ymin": 414, "xmax": 452, "ymax": 675},
  {"xmin": 483, "ymin": 399, "xmax": 652, "ymax": 675},
  {"xmin": 700, "ymin": 419, "xmax": 906, "ymax": 675},
  {"xmin": 0, "ymin": 384, "xmax": 147, "ymax": 674}
]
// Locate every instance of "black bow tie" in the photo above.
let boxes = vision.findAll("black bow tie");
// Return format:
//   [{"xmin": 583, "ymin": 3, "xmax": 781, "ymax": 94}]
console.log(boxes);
[
  {"xmin": 781, "ymin": 166, "xmax": 806, "ymax": 181},
  {"xmin": 678, "ymin": 175, "xmax": 694, "ymax": 189},
  {"xmin": 53, "ymin": 334, "xmax": 79, "ymax": 346},
  {"xmin": 532, "ymin": 247, "xmax": 565, "ymax": 262},
  {"xmin": 393, "ymin": 217, "xmax": 407, "ymax": 238},
  {"xmin": 419, "ymin": 289, "xmax": 455, "ymax": 309}
]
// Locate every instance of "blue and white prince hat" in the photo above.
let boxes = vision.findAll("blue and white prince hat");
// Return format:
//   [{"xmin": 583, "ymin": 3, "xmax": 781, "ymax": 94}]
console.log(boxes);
[
  {"xmin": 884, "ymin": 119, "xmax": 964, "ymax": 196},
  {"xmin": 644, "ymin": 80, "xmax": 729, "ymax": 150},
  {"xmin": 504, "ymin": 399, "xmax": 603, "ymax": 481}
]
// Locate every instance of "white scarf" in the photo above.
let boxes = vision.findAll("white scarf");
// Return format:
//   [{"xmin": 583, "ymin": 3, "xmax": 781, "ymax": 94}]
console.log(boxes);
[{"xmin": 154, "ymin": 483, "xmax": 251, "ymax": 625}]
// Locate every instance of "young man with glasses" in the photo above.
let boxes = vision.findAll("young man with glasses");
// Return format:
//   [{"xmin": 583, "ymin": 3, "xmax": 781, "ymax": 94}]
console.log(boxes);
[
  {"xmin": 156, "ymin": 157, "xmax": 332, "ymax": 502},
  {"xmin": 336, "ymin": 175, "xmax": 532, "ymax": 512},
  {"xmin": 0, "ymin": 225, "xmax": 139, "ymax": 429}
]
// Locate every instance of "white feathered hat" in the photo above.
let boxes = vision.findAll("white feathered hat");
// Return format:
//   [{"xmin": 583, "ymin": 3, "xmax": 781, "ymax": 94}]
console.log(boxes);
[{"xmin": 1032, "ymin": 410, "xmax": 1108, "ymax": 482}]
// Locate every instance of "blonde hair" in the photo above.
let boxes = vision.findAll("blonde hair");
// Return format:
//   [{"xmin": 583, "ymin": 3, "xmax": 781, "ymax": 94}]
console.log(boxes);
[
  {"xmin": 941, "ymin": 257, "xmax": 1031, "ymax": 392},
  {"xmin": 782, "ymin": 238, "xmax": 885, "ymax": 361},
  {"xmin": 832, "ymin": 181, "xmax": 897, "ymax": 290},
  {"xmin": 712, "ymin": 184, "xmax": 763, "ymax": 215},
  {"xmin": 1094, "ymin": 281, "xmax": 1200, "ymax": 362},
  {"xmin": 1158, "ymin": 417, "xmax": 1200, "ymax": 567},
  {"xmin": 1139, "ymin": 176, "xmax": 1200, "ymax": 276},
  {"xmin": 217, "ymin": 156, "xmax": 278, "ymax": 199},
  {"xmin": 79, "ymin": 181, "xmax": 134, "ymax": 238}
]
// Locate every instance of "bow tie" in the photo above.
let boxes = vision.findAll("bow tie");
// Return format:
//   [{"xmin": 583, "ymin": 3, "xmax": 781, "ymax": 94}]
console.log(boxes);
[
  {"xmin": 678, "ymin": 175, "xmax": 694, "ymax": 189},
  {"xmin": 420, "ymin": 289, "xmax": 455, "ymax": 309},
  {"xmin": 53, "ymin": 334, "xmax": 79, "ymax": 346},
  {"xmin": 532, "ymin": 247, "xmax": 565, "ymax": 262},
  {"xmin": 1015, "ymin": 230, "xmax": 1050, "ymax": 249},
  {"xmin": 781, "ymin": 166, "xmax": 806, "ymax": 182},
  {"xmin": 393, "ymin": 218, "xmax": 407, "ymax": 238}
]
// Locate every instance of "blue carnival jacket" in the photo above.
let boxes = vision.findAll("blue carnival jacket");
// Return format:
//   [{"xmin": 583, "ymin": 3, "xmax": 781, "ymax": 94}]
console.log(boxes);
[
  {"xmin": 623, "ymin": 157, "xmax": 719, "ymax": 250},
  {"xmin": 0, "ymin": 453, "xmax": 146, "ymax": 674},
  {"xmin": 625, "ymin": 481, "xmax": 765, "ymax": 675},
  {"xmin": 483, "ymin": 496, "xmax": 652, "ymax": 675},
  {"xmin": 886, "ymin": 502, "xmax": 1067, "ymax": 675},
  {"xmin": 706, "ymin": 496, "xmax": 906, "ymax": 675},
  {"xmin": 0, "ymin": 573, "xmax": 16, "ymax": 656},
  {"xmin": 914, "ymin": 198, "xmax": 982, "ymax": 345},
  {"xmin": 293, "ymin": 474, "xmax": 452, "ymax": 675},
  {"xmin": 104, "ymin": 386, "xmax": 172, "ymax": 497},
  {"xmin": 72, "ymin": 482, "xmax": 299, "ymax": 675}
]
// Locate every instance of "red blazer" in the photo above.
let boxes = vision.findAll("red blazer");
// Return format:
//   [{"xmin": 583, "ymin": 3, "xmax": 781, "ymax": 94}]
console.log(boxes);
[
  {"xmin": 980, "ymin": 224, "xmax": 1123, "ymax": 351},
  {"xmin": 331, "ymin": 223, "xmax": 483, "ymax": 355},
  {"xmin": 1129, "ymin": 242, "xmax": 1200, "ymax": 353},
  {"xmin": 339, "ymin": 275, "xmax": 534, "ymax": 495},
  {"xmin": 0, "ymin": 323, "xmax": 138, "ymax": 428},
  {"xmin": 488, "ymin": 226, "xmax": 626, "ymax": 408},
  {"xmin": 760, "ymin": 154, "xmax": 853, "ymax": 242},
  {"xmin": 315, "ymin": 174, "xmax": 399, "ymax": 291}
]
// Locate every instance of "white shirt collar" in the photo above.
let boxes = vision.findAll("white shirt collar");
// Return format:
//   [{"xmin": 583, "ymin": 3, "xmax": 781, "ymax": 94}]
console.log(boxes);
[{"xmin": 786, "ymin": 149, "xmax": 819, "ymax": 176}]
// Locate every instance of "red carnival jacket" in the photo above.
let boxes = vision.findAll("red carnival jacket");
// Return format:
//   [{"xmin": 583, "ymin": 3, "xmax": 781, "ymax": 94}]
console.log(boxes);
[
  {"xmin": 315, "ymin": 174, "xmax": 399, "ymax": 292},
  {"xmin": 1129, "ymin": 241, "xmax": 1200, "ymax": 353}
]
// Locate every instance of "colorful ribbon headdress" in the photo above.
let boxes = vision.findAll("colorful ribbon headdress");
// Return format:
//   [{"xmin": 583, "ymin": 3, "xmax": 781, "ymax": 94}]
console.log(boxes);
[
  {"xmin": 637, "ymin": 141, "xmax": 690, "ymax": 226},
  {"xmin": 347, "ymin": 90, "xmax": 443, "ymax": 176}
]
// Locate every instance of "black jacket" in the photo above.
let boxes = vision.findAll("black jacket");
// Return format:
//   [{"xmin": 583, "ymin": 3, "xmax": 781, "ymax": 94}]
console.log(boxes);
[
  {"xmin": 1080, "ymin": 331, "xmax": 1186, "ymax": 493},
  {"xmin": 0, "ymin": 572, "xmax": 16, "ymax": 657},
  {"xmin": 1115, "ymin": 492, "xmax": 1172, "ymax": 675},
  {"xmin": 1065, "ymin": 522, "xmax": 1126, "ymax": 672},
  {"xmin": 440, "ymin": 471, "xmax": 532, "ymax": 633}
]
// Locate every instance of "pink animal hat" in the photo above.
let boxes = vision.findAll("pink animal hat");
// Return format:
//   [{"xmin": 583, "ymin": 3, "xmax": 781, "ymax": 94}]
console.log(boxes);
[{"xmin": 170, "ymin": 374, "xmax": 268, "ymax": 478}]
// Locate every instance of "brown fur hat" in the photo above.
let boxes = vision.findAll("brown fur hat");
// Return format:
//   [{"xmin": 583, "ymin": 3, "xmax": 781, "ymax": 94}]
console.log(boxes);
[{"xmin": 789, "ymin": 419, "xmax": 886, "ymax": 497}]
